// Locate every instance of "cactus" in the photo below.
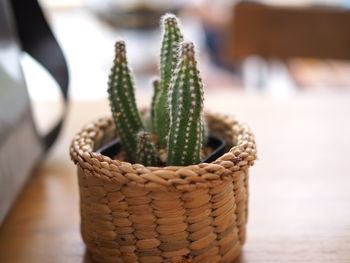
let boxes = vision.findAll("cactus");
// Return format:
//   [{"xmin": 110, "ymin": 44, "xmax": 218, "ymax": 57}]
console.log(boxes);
[
  {"xmin": 107, "ymin": 15, "xmax": 208, "ymax": 166},
  {"xmin": 152, "ymin": 14, "xmax": 184, "ymax": 148},
  {"xmin": 150, "ymin": 77, "xmax": 160, "ymax": 131},
  {"xmin": 107, "ymin": 41, "xmax": 144, "ymax": 163},
  {"xmin": 136, "ymin": 131, "xmax": 158, "ymax": 166},
  {"xmin": 167, "ymin": 42, "xmax": 204, "ymax": 166},
  {"xmin": 201, "ymin": 118, "xmax": 208, "ymax": 149}
]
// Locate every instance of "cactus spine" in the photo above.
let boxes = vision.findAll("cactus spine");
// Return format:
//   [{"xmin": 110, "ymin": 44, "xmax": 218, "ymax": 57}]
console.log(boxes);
[
  {"xmin": 167, "ymin": 42, "xmax": 204, "ymax": 166},
  {"xmin": 107, "ymin": 41, "xmax": 144, "ymax": 163},
  {"xmin": 136, "ymin": 131, "xmax": 158, "ymax": 166},
  {"xmin": 153, "ymin": 14, "xmax": 183, "ymax": 148}
]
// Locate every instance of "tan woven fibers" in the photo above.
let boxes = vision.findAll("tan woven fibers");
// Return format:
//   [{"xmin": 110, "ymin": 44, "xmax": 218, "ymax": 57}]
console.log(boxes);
[{"xmin": 70, "ymin": 112, "xmax": 257, "ymax": 263}]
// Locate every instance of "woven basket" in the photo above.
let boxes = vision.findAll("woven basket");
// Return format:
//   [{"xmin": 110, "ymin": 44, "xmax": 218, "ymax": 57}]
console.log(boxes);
[{"xmin": 70, "ymin": 112, "xmax": 257, "ymax": 263}]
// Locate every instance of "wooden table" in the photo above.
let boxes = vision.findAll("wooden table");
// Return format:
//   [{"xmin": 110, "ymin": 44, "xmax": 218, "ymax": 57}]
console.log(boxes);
[{"xmin": 1, "ymin": 91, "xmax": 350, "ymax": 263}]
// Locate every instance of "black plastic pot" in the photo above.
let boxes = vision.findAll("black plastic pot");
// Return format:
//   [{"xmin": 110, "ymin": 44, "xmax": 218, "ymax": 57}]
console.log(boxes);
[{"xmin": 97, "ymin": 135, "xmax": 226, "ymax": 164}]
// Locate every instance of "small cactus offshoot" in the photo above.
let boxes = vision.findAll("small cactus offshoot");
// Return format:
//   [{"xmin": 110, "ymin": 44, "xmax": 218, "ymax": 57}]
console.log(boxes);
[
  {"xmin": 107, "ymin": 14, "xmax": 207, "ymax": 166},
  {"xmin": 136, "ymin": 131, "xmax": 158, "ymax": 166}
]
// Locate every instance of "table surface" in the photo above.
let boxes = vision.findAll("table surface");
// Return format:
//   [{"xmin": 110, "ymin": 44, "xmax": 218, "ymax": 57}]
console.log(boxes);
[{"xmin": 1, "ymin": 91, "xmax": 350, "ymax": 263}]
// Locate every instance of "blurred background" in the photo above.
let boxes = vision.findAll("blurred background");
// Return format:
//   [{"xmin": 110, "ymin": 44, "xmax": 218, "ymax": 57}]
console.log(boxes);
[{"xmin": 26, "ymin": 0, "xmax": 350, "ymax": 113}]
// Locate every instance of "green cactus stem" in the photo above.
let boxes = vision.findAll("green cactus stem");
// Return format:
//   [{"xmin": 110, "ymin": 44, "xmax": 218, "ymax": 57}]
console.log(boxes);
[
  {"xmin": 153, "ymin": 14, "xmax": 184, "ymax": 148},
  {"xmin": 150, "ymin": 77, "xmax": 160, "ymax": 131},
  {"xmin": 107, "ymin": 41, "xmax": 144, "ymax": 163},
  {"xmin": 201, "ymin": 118, "xmax": 208, "ymax": 150},
  {"xmin": 167, "ymin": 42, "xmax": 204, "ymax": 166},
  {"xmin": 136, "ymin": 131, "xmax": 158, "ymax": 166}
]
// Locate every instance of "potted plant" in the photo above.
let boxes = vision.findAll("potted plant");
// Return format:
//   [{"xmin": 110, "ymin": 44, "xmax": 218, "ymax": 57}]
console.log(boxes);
[{"xmin": 70, "ymin": 14, "xmax": 257, "ymax": 263}]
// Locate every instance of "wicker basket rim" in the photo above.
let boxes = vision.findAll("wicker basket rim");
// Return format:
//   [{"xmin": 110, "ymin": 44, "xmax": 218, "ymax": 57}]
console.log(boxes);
[{"xmin": 70, "ymin": 112, "xmax": 257, "ymax": 190}]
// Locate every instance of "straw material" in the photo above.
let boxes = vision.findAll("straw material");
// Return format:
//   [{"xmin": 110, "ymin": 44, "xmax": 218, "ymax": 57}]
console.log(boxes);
[{"xmin": 70, "ymin": 112, "xmax": 257, "ymax": 263}]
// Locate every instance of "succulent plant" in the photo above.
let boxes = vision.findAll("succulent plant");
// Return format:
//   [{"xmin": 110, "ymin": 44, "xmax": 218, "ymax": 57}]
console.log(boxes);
[
  {"xmin": 107, "ymin": 41, "xmax": 145, "ymax": 163},
  {"xmin": 152, "ymin": 14, "xmax": 184, "ymax": 148},
  {"xmin": 136, "ymin": 131, "xmax": 158, "ymax": 166},
  {"xmin": 107, "ymin": 14, "xmax": 206, "ymax": 166},
  {"xmin": 150, "ymin": 77, "xmax": 160, "ymax": 131},
  {"xmin": 167, "ymin": 42, "xmax": 204, "ymax": 165}
]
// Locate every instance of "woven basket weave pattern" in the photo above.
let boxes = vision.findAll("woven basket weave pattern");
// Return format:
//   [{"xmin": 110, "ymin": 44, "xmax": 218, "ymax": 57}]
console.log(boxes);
[{"xmin": 70, "ymin": 113, "xmax": 256, "ymax": 263}]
